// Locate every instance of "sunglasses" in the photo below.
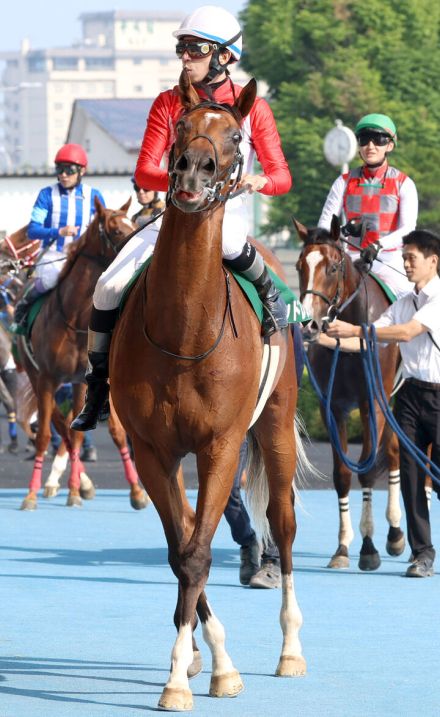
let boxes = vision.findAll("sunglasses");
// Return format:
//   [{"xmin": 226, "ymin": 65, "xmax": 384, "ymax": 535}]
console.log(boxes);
[
  {"xmin": 175, "ymin": 40, "xmax": 216, "ymax": 59},
  {"xmin": 357, "ymin": 132, "xmax": 392, "ymax": 147},
  {"xmin": 55, "ymin": 163, "xmax": 80, "ymax": 176}
]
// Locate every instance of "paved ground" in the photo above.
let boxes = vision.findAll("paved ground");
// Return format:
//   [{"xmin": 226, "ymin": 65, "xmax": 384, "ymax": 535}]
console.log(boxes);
[{"xmin": 1, "ymin": 488, "xmax": 439, "ymax": 717}]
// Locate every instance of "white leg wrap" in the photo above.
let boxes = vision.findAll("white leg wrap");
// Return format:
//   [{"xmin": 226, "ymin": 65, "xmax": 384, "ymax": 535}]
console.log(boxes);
[
  {"xmin": 386, "ymin": 470, "xmax": 402, "ymax": 527},
  {"xmin": 360, "ymin": 488, "xmax": 374, "ymax": 538},
  {"xmin": 338, "ymin": 496, "xmax": 354, "ymax": 546},
  {"xmin": 165, "ymin": 623, "xmax": 193, "ymax": 692},
  {"xmin": 202, "ymin": 603, "xmax": 235, "ymax": 677},
  {"xmin": 80, "ymin": 472, "xmax": 94, "ymax": 490}
]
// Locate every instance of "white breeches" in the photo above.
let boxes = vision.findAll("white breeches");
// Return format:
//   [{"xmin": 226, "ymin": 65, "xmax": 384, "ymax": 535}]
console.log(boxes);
[
  {"xmin": 94, "ymin": 194, "xmax": 249, "ymax": 311},
  {"xmin": 349, "ymin": 249, "xmax": 412, "ymax": 299},
  {"xmin": 34, "ymin": 249, "xmax": 67, "ymax": 291}
]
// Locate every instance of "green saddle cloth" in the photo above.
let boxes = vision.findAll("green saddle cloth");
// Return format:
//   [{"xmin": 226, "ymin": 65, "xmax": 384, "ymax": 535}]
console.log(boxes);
[
  {"xmin": 9, "ymin": 295, "xmax": 47, "ymax": 337},
  {"xmin": 369, "ymin": 272, "xmax": 397, "ymax": 303},
  {"xmin": 120, "ymin": 256, "xmax": 311, "ymax": 325}
]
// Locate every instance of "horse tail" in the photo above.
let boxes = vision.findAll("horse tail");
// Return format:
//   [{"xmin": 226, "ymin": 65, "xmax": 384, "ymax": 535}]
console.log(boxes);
[{"xmin": 245, "ymin": 414, "xmax": 317, "ymax": 544}]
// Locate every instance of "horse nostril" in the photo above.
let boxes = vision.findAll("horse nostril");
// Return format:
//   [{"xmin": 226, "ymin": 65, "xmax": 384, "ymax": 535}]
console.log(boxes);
[
  {"xmin": 203, "ymin": 158, "xmax": 216, "ymax": 173},
  {"xmin": 175, "ymin": 155, "xmax": 188, "ymax": 171}
]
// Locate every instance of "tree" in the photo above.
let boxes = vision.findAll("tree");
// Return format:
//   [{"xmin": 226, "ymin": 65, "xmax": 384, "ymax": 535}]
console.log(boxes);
[{"xmin": 240, "ymin": 0, "xmax": 440, "ymax": 238}]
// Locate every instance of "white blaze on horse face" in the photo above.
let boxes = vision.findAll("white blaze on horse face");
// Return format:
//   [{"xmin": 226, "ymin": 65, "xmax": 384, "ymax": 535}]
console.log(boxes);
[
  {"xmin": 121, "ymin": 217, "xmax": 134, "ymax": 229},
  {"xmin": 302, "ymin": 250, "xmax": 325, "ymax": 317}
]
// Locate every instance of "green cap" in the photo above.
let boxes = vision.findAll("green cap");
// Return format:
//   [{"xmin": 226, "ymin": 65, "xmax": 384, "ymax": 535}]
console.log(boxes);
[{"xmin": 355, "ymin": 113, "xmax": 397, "ymax": 144}]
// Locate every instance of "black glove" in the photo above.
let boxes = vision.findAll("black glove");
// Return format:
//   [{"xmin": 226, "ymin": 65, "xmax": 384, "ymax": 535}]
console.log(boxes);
[
  {"xmin": 341, "ymin": 219, "xmax": 364, "ymax": 238},
  {"xmin": 360, "ymin": 242, "xmax": 381, "ymax": 265}
]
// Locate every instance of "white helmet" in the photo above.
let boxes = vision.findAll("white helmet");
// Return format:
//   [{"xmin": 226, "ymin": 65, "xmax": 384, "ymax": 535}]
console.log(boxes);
[{"xmin": 173, "ymin": 5, "xmax": 242, "ymax": 62}]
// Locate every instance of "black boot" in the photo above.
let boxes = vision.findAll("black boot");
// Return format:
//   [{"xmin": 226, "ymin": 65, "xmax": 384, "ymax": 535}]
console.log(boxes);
[
  {"xmin": 14, "ymin": 281, "xmax": 43, "ymax": 326},
  {"xmin": 71, "ymin": 351, "xmax": 110, "ymax": 431},
  {"xmin": 252, "ymin": 267, "xmax": 288, "ymax": 336}
]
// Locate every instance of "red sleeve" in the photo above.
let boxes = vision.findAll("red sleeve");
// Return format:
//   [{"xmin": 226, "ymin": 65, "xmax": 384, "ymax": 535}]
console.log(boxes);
[
  {"xmin": 134, "ymin": 91, "xmax": 175, "ymax": 192},
  {"xmin": 249, "ymin": 97, "xmax": 292, "ymax": 196}
]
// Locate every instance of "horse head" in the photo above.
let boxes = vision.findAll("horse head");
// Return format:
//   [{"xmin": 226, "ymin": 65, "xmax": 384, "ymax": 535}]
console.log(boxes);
[
  {"xmin": 168, "ymin": 69, "xmax": 257, "ymax": 213},
  {"xmin": 295, "ymin": 214, "xmax": 348, "ymax": 341}
]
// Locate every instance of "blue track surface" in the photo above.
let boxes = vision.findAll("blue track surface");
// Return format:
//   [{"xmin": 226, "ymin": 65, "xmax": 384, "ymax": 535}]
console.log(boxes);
[{"xmin": 1, "ymin": 489, "xmax": 439, "ymax": 716}]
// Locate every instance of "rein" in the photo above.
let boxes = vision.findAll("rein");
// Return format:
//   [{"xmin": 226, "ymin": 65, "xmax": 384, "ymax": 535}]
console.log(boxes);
[{"xmin": 141, "ymin": 267, "xmax": 236, "ymax": 361}]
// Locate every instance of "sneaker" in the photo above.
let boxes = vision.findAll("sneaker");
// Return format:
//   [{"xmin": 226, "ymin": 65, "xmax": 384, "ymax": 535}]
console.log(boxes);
[
  {"xmin": 80, "ymin": 445, "xmax": 98, "ymax": 462},
  {"xmin": 249, "ymin": 559, "xmax": 281, "ymax": 589},
  {"xmin": 239, "ymin": 539, "xmax": 260, "ymax": 586},
  {"xmin": 405, "ymin": 557, "xmax": 434, "ymax": 578}
]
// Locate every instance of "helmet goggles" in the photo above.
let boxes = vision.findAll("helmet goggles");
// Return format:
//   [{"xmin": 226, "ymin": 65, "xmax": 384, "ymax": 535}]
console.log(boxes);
[
  {"xmin": 176, "ymin": 40, "xmax": 217, "ymax": 59},
  {"xmin": 55, "ymin": 162, "xmax": 81, "ymax": 176},
  {"xmin": 357, "ymin": 130, "xmax": 392, "ymax": 147}
]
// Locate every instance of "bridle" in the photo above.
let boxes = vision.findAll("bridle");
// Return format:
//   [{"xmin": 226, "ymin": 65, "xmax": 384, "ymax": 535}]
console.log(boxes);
[
  {"xmin": 300, "ymin": 242, "xmax": 348, "ymax": 321},
  {"xmin": 167, "ymin": 100, "xmax": 245, "ymax": 211}
]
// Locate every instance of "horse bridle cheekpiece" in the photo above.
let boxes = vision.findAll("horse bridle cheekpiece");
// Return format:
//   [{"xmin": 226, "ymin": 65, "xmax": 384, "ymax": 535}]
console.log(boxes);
[
  {"xmin": 167, "ymin": 101, "xmax": 244, "ymax": 211},
  {"xmin": 300, "ymin": 242, "xmax": 347, "ymax": 321}
]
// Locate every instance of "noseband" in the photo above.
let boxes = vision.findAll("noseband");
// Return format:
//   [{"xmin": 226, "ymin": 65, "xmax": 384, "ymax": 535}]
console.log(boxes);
[
  {"xmin": 300, "ymin": 244, "xmax": 347, "ymax": 319},
  {"xmin": 167, "ymin": 101, "xmax": 244, "ymax": 211}
]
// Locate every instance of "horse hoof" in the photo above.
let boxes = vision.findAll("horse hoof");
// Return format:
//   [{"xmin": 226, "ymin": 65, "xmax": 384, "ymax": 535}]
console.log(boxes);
[
  {"xmin": 20, "ymin": 495, "xmax": 37, "ymax": 511},
  {"xmin": 187, "ymin": 650, "xmax": 202, "ymax": 679},
  {"xmin": 130, "ymin": 484, "xmax": 150, "ymax": 511},
  {"xmin": 327, "ymin": 554, "xmax": 349, "ymax": 569},
  {"xmin": 79, "ymin": 474, "xmax": 96, "ymax": 500},
  {"xmin": 276, "ymin": 655, "xmax": 307, "ymax": 677},
  {"xmin": 8, "ymin": 441, "xmax": 19, "ymax": 455},
  {"xmin": 386, "ymin": 531, "xmax": 405, "ymax": 556},
  {"xmin": 358, "ymin": 551, "xmax": 381, "ymax": 571},
  {"xmin": 158, "ymin": 687, "xmax": 193, "ymax": 711},
  {"xmin": 66, "ymin": 492, "xmax": 83, "ymax": 508},
  {"xmin": 209, "ymin": 670, "xmax": 243, "ymax": 697},
  {"xmin": 43, "ymin": 485, "xmax": 59, "ymax": 499}
]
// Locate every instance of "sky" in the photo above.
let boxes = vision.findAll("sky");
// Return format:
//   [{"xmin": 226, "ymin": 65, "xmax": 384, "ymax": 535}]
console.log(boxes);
[{"xmin": 0, "ymin": 0, "xmax": 247, "ymax": 52}]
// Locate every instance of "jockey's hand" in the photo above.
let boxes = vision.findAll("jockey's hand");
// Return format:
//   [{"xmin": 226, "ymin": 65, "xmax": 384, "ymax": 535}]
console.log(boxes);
[
  {"xmin": 360, "ymin": 241, "xmax": 381, "ymax": 265},
  {"xmin": 326, "ymin": 319, "xmax": 359, "ymax": 339},
  {"xmin": 59, "ymin": 225, "xmax": 79, "ymax": 237},
  {"xmin": 238, "ymin": 174, "xmax": 268, "ymax": 194}
]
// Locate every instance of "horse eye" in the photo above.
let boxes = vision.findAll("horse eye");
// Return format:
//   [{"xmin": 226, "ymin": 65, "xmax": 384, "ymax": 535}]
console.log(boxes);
[{"xmin": 232, "ymin": 132, "xmax": 241, "ymax": 144}]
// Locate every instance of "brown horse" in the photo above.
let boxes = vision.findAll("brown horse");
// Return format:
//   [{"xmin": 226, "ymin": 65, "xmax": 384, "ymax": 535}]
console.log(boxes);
[
  {"xmin": 17, "ymin": 198, "xmax": 148, "ymax": 511},
  {"xmin": 0, "ymin": 226, "xmax": 40, "ymax": 267},
  {"xmin": 110, "ymin": 71, "xmax": 306, "ymax": 712},
  {"xmin": 295, "ymin": 215, "xmax": 406, "ymax": 569}
]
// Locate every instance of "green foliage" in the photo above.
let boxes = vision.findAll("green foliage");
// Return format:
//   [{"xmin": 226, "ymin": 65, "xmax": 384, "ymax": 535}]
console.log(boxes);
[
  {"xmin": 297, "ymin": 368, "xmax": 363, "ymax": 442},
  {"xmin": 240, "ymin": 0, "xmax": 440, "ymax": 236}
]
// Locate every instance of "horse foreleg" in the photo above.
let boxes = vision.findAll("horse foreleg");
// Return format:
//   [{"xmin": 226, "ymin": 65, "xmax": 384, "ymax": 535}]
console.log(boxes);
[
  {"xmin": 21, "ymin": 382, "xmax": 55, "ymax": 511},
  {"xmin": 43, "ymin": 442, "xmax": 69, "ymax": 498},
  {"xmin": 327, "ymin": 418, "xmax": 354, "ymax": 569},
  {"xmin": 382, "ymin": 423, "xmax": 405, "ymax": 556},
  {"xmin": 357, "ymin": 402, "xmax": 382, "ymax": 571},
  {"xmin": 107, "ymin": 399, "xmax": 150, "ymax": 510}
]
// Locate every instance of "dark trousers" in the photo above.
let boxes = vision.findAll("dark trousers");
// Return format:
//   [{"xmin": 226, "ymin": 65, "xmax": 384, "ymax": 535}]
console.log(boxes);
[
  {"xmin": 223, "ymin": 440, "xmax": 279, "ymax": 561},
  {"xmin": 395, "ymin": 381, "xmax": 440, "ymax": 562}
]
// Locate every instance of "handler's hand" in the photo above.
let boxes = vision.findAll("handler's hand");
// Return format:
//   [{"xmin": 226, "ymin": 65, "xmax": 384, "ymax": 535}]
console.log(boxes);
[
  {"xmin": 325, "ymin": 319, "xmax": 359, "ymax": 339},
  {"xmin": 238, "ymin": 174, "xmax": 267, "ymax": 193}
]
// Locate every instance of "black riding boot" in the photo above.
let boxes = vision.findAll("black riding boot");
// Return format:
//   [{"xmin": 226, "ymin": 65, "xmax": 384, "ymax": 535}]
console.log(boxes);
[
  {"xmin": 14, "ymin": 280, "xmax": 43, "ymax": 326},
  {"xmin": 224, "ymin": 242, "xmax": 288, "ymax": 337},
  {"xmin": 70, "ymin": 351, "xmax": 110, "ymax": 431},
  {"xmin": 252, "ymin": 266, "xmax": 288, "ymax": 336},
  {"xmin": 71, "ymin": 307, "xmax": 118, "ymax": 432}
]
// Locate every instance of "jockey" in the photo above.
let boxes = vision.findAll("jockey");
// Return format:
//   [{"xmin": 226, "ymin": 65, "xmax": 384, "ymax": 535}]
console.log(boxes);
[
  {"xmin": 72, "ymin": 5, "xmax": 292, "ymax": 432},
  {"xmin": 318, "ymin": 113, "xmax": 418, "ymax": 298},
  {"xmin": 14, "ymin": 144, "xmax": 105, "ymax": 325},
  {"xmin": 131, "ymin": 178, "xmax": 165, "ymax": 228}
]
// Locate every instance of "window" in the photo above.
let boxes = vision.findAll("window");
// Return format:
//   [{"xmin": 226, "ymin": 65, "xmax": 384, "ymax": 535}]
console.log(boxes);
[
  {"xmin": 133, "ymin": 58, "xmax": 142, "ymax": 65},
  {"xmin": 27, "ymin": 54, "xmax": 46, "ymax": 73},
  {"xmin": 133, "ymin": 85, "xmax": 142, "ymax": 93},
  {"xmin": 84, "ymin": 57, "xmax": 114, "ymax": 70},
  {"xmin": 53, "ymin": 57, "xmax": 78, "ymax": 71}
]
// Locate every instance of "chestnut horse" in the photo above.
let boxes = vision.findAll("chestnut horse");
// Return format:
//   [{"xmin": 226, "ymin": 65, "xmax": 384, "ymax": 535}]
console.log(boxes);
[
  {"xmin": 17, "ymin": 199, "xmax": 148, "ymax": 511},
  {"xmin": 295, "ymin": 216, "xmax": 405, "ymax": 569},
  {"xmin": 110, "ymin": 72, "xmax": 306, "ymax": 712}
]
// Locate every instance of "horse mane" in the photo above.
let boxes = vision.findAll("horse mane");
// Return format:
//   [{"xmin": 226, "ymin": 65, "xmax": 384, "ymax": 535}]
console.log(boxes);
[
  {"xmin": 302, "ymin": 226, "xmax": 340, "ymax": 248},
  {"xmin": 56, "ymin": 216, "xmax": 97, "ymax": 282}
]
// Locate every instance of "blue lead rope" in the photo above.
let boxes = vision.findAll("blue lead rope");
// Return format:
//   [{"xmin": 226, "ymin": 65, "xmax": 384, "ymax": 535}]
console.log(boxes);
[{"xmin": 304, "ymin": 341, "xmax": 378, "ymax": 474}]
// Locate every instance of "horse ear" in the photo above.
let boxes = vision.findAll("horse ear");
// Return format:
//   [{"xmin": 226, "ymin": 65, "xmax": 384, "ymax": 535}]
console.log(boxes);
[
  {"xmin": 179, "ymin": 69, "xmax": 200, "ymax": 111},
  {"xmin": 94, "ymin": 195, "xmax": 105, "ymax": 217},
  {"xmin": 330, "ymin": 214, "xmax": 341, "ymax": 242},
  {"xmin": 292, "ymin": 217, "xmax": 308, "ymax": 243},
  {"xmin": 119, "ymin": 197, "xmax": 132, "ymax": 214},
  {"xmin": 234, "ymin": 78, "xmax": 257, "ymax": 120}
]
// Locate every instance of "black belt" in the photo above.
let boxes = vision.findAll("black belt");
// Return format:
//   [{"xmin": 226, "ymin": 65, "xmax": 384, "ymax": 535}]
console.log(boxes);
[{"xmin": 406, "ymin": 377, "xmax": 440, "ymax": 390}]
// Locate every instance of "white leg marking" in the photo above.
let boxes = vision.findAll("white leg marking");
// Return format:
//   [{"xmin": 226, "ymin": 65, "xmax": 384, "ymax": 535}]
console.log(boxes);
[
  {"xmin": 279, "ymin": 574, "xmax": 303, "ymax": 658},
  {"xmin": 164, "ymin": 623, "xmax": 193, "ymax": 692},
  {"xmin": 79, "ymin": 472, "xmax": 94, "ymax": 491},
  {"xmin": 360, "ymin": 488, "xmax": 374, "ymax": 538},
  {"xmin": 386, "ymin": 470, "xmax": 402, "ymax": 527},
  {"xmin": 338, "ymin": 496, "xmax": 354, "ymax": 546},
  {"xmin": 425, "ymin": 485, "xmax": 432, "ymax": 512},
  {"xmin": 202, "ymin": 603, "xmax": 235, "ymax": 677},
  {"xmin": 44, "ymin": 452, "xmax": 68, "ymax": 487}
]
